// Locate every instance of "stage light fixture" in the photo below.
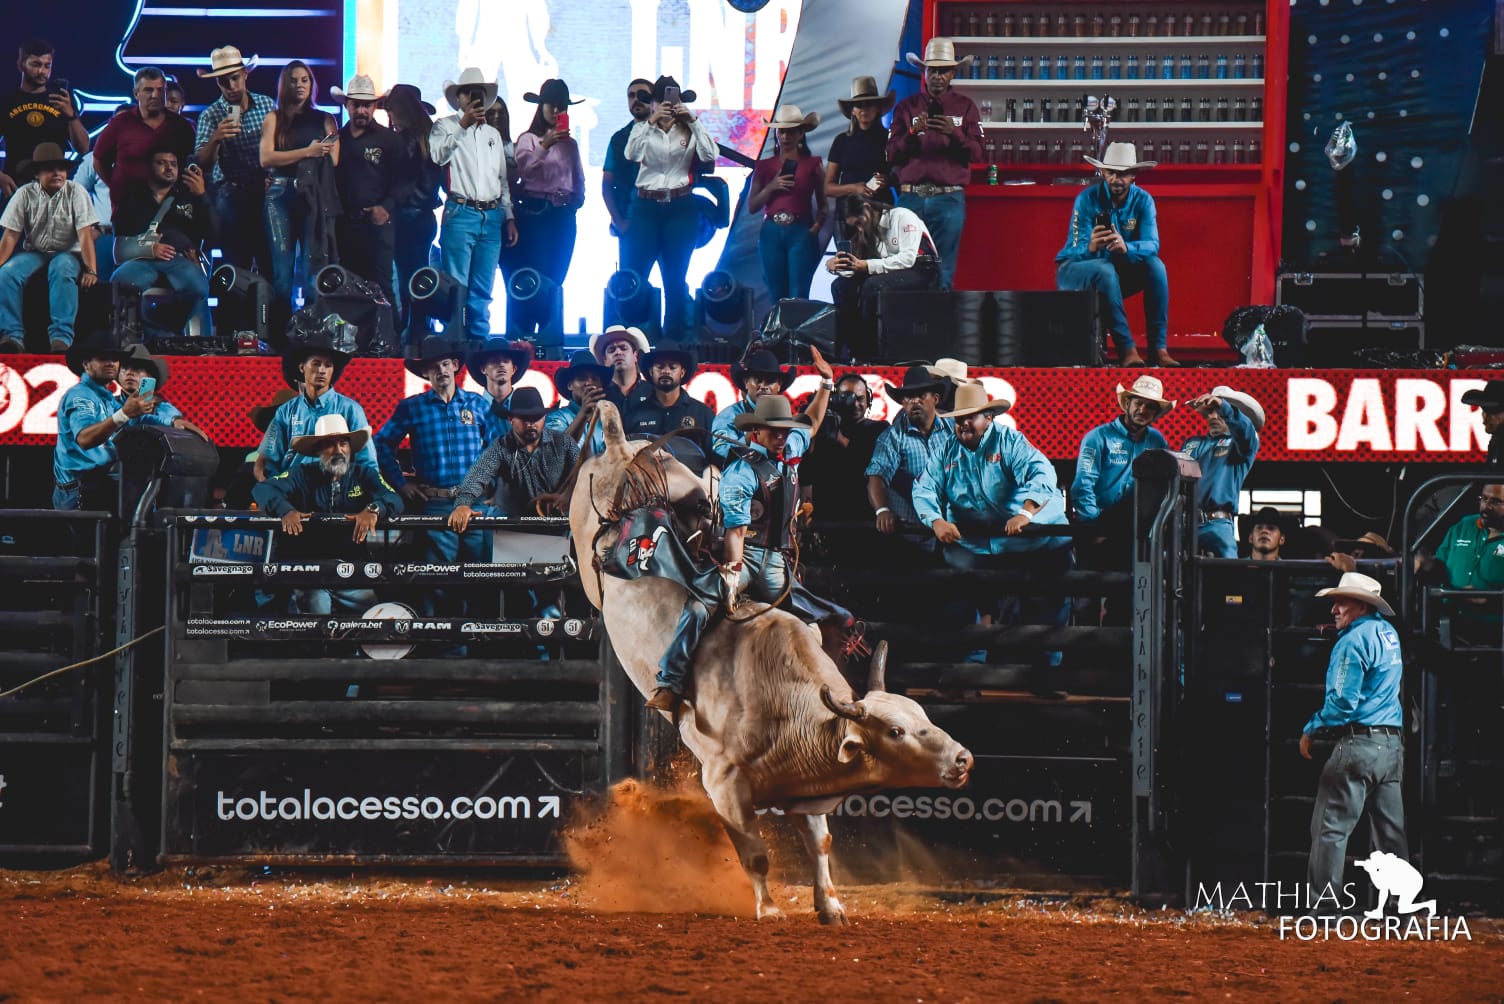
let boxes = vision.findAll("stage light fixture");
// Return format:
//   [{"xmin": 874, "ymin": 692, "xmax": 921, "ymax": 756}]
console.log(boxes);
[
  {"xmin": 694, "ymin": 269, "xmax": 755, "ymax": 347},
  {"xmin": 405, "ymin": 266, "xmax": 467, "ymax": 344},
  {"xmin": 506, "ymin": 266, "xmax": 564, "ymax": 355},
  {"xmin": 602, "ymin": 268, "xmax": 661, "ymax": 339},
  {"xmin": 313, "ymin": 265, "xmax": 398, "ymax": 356},
  {"xmin": 210, "ymin": 264, "xmax": 273, "ymax": 345}
]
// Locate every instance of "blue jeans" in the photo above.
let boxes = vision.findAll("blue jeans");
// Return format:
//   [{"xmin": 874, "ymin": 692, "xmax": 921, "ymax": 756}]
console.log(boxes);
[
  {"xmin": 263, "ymin": 177, "xmax": 308, "ymax": 310},
  {"xmin": 112, "ymin": 256, "xmax": 213, "ymax": 337},
  {"xmin": 212, "ymin": 178, "xmax": 271, "ymax": 271},
  {"xmin": 439, "ymin": 200, "xmax": 504, "ymax": 340},
  {"xmin": 758, "ymin": 220, "xmax": 820, "ymax": 302},
  {"xmin": 1056, "ymin": 255, "xmax": 1169, "ymax": 352},
  {"xmin": 421, "ymin": 497, "xmax": 489, "ymax": 616},
  {"xmin": 896, "ymin": 190, "xmax": 965, "ymax": 290},
  {"xmin": 1197, "ymin": 517, "xmax": 1237, "ymax": 558},
  {"xmin": 940, "ymin": 542, "xmax": 1073, "ymax": 667},
  {"xmin": 0, "ymin": 251, "xmax": 81, "ymax": 345},
  {"xmin": 621, "ymin": 195, "xmax": 699, "ymax": 341},
  {"xmin": 1308, "ymin": 732, "xmax": 1409, "ymax": 902}
]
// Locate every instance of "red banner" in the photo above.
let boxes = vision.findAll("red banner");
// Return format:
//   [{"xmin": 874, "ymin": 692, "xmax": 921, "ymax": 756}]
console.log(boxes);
[{"xmin": 0, "ymin": 355, "xmax": 1492, "ymax": 463}]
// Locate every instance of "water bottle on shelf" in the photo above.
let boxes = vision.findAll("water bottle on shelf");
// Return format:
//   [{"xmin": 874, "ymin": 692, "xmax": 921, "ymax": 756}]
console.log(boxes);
[
  {"xmin": 1022, "ymin": 98, "xmax": 1035, "ymax": 122},
  {"xmin": 1233, "ymin": 53, "xmax": 1247, "ymax": 79},
  {"xmin": 1197, "ymin": 53, "xmax": 1211, "ymax": 79},
  {"xmin": 1073, "ymin": 55, "xmax": 1087, "ymax": 80},
  {"xmin": 951, "ymin": 13, "xmax": 964, "ymax": 35},
  {"xmin": 1126, "ymin": 97, "xmax": 1141, "ymax": 122},
  {"xmin": 967, "ymin": 11, "xmax": 979, "ymax": 35},
  {"xmin": 1004, "ymin": 99, "xmax": 1016, "ymax": 123},
  {"xmin": 1196, "ymin": 138, "xmax": 1210, "ymax": 163},
  {"xmin": 1000, "ymin": 137, "xmax": 1014, "ymax": 164},
  {"xmin": 987, "ymin": 54, "xmax": 1000, "ymax": 80},
  {"xmin": 1199, "ymin": 12, "xmax": 1213, "ymax": 35},
  {"xmin": 970, "ymin": 57, "xmax": 982, "ymax": 80},
  {"xmin": 1234, "ymin": 96, "xmax": 1248, "ymax": 120},
  {"xmin": 980, "ymin": 98, "xmax": 993, "ymax": 122},
  {"xmin": 1179, "ymin": 55, "xmax": 1193, "ymax": 79},
  {"xmin": 1215, "ymin": 54, "xmax": 1228, "ymax": 79},
  {"xmin": 1126, "ymin": 54, "xmax": 1139, "ymax": 79},
  {"xmin": 1003, "ymin": 55, "xmax": 1017, "ymax": 80},
  {"xmin": 1162, "ymin": 97, "xmax": 1175, "ymax": 122},
  {"xmin": 1144, "ymin": 98, "xmax": 1159, "ymax": 123},
  {"xmin": 1128, "ymin": 14, "xmax": 1141, "ymax": 37},
  {"xmin": 1039, "ymin": 54, "xmax": 1052, "ymax": 80},
  {"xmin": 1163, "ymin": 13, "xmax": 1177, "ymax": 36},
  {"xmin": 985, "ymin": 136, "xmax": 997, "ymax": 163},
  {"xmin": 1248, "ymin": 138, "xmax": 1262, "ymax": 161},
  {"xmin": 1162, "ymin": 55, "xmax": 1176, "ymax": 79},
  {"xmin": 1109, "ymin": 14, "xmax": 1122, "ymax": 37},
  {"xmin": 1177, "ymin": 139, "xmax": 1192, "ymax": 162},
  {"xmin": 1108, "ymin": 54, "xmax": 1122, "ymax": 79},
  {"xmin": 1091, "ymin": 54, "xmax": 1104, "ymax": 80},
  {"xmin": 1019, "ymin": 12, "xmax": 1032, "ymax": 37},
  {"xmin": 984, "ymin": 10, "xmax": 997, "ymax": 36},
  {"xmin": 1251, "ymin": 96, "xmax": 1263, "ymax": 121},
  {"xmin": 1213, "ymin": 138, "xmax": 1228, "ymax": 164},
  {"xmin": 1034, "ymin": 138, "xmax": 1048, "ymax": 162},
  {"xmin": 1198, "ymin": 97, "xmax": 1212, "ymax": 122},
  {"xmin": 1051, "ymin": 139, "xmax": 1066, "ymax": 163},
  {"xmin": 1056, "ymin": 56, "xmax": 1070, "ymax": 79},
  {"xmin": 1232, "ymin": 138, "xmax": 1246, "ymax": 164},
  {"xmin": 1217, "ymin": 97, "xmax": 1229, "ymax": 122},
  {"xmin": 1021, "ymin": 55, "xmax": 1034, "ymax": 80},
  {"xmin": 1041, "ymin": 98, "xmax": 1053, "ymax": 121},
  {"xmin": 1252, "ymin": 53, "xmax": 1265, "ymax": 78},
  {"xmin": 1180, "ymin": 97, "xmax": 1193, "ymax": 122}
]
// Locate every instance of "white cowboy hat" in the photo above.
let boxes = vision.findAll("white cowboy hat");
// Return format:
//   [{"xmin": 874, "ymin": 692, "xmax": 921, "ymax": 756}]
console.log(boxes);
[
  {"xmin": 330, "ymin": 74, "xmax": 381, "ymax": 105},
  {"xmin": 589, "ymin": 325, "xmax": 651, "ymax": 363},
  {"xmin": 939, "ymin": 382, "xmax": 1013, "ymax": 419},
  {"xmin": 442, "ymin": 67, "xmax": 498, "ymax": 112},
  {"xmin": 1084, "ymin": 141, "xmax": 1158, "ymax": 172},
  {"xmin": 906, "ymin": 38, "xmax": 974, "ymax": 71},
  {"xmin": 929, "ymin": 358, "xmax": 976, "ymax": 384},
  {"xmin": 1116, "ymin": 375, "xmax": 1177, "ymax": 417},
  {"xmin": 767, "ymin": 105, "xmax": 819, "ymax": 132},
  {"xmin": 290, "ymin": 413, "xmax": 372, "ymax": 456},
  {"xmin": 838, "ymin": 75, "xmax": 897, "ymax": 117},
  {"xmin": 198, "ymin": 45, "xmax": 258, "ymax": 79},
  {"xmin": 1316, "ymin": 572, "xmax": 1396, "ymax": 618},
  {"xmin": 1210, "ymin": 385, "xmax": 1266, "ymax": 430}
]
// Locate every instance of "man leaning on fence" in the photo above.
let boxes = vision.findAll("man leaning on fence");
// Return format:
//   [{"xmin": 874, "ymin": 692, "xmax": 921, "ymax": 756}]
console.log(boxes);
[{"xmin": 52, "ymin": 331, "xmax": 146, "ymax": 511}]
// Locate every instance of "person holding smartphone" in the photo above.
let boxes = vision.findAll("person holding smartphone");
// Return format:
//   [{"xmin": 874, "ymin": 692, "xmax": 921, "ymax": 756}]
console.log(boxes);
[
  {"xmin": 513, "ymin": 78, "xmax": 586, "ymax": 292},
  {"xmin": 747, "ymin": 105, "xmax": 826, "ymax": 306},
  {"xmin": 193, "ymin": 45, "xmax": 276, "ymax": 274},
  {"xmin": 331, "ymin": 75, "xmax": 408, "ymax": 322},
  {"xmin": 885, "ymin": 39, "xmax": 983, "ymax": 291},
  {"xmin": 1054, "ymin": 142, "xmax": 1175, "ymax": 367},
  {"xmin": 109, "ymin": 145, "xmax": 214, "ymax": 338},
  {"xmin": 622, "ymin": 75, "xmax": 717, "ymax": 342},
  {"xmin": 0, "ymin": 39, "xmax": 90, "ymax": 198},
  {"xmin": 824, "ymin": 193, "xmax": 939, "ymax": 360},
  {"xmin": 92, "ymin": 67, "xmax": 196, "ymax": 215},
  {"xmin": 823, "ymin": 75, "xmax": 896, "ymax": 249}
]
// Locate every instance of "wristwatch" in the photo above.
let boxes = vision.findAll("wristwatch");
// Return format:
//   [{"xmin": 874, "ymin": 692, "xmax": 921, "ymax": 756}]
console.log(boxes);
[{"xmin": 364, "ymin": 502, "xmax": 381, "ymax": 515}]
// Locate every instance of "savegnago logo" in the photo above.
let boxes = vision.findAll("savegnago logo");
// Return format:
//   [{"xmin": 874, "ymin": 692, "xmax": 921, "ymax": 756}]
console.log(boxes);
[{"xmin": 1194, "ymin": 853, "xmax": 1471, "ymax": 942}]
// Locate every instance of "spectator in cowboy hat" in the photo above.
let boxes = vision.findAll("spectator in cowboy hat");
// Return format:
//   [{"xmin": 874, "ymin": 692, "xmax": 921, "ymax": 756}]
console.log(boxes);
[
  {"xmin": 381, "ymin": 83, "xmax": 445, "ymax": 331},
  {"xmin": 430, "ymin": 66, "xmax": 518, "ymax": 340},
  {"xmin": 885, "ymin": 39, "xmax": 984, "ymax": 291},
  {"xmin": 450, "ymin": 387, "xmax": 579, "ymax": 527},
  {"xmin": 1181, "ymin": 385, "xmax": 1263, "ymax": 557},
  {"xmin": 0, "ymin": 142, "xmax": 101, "ymax": 353},
  {"xmin": 826, "ymin": 75, "xmax": 896, "ymax": 205},
  {"xmin": 867, "ymin": 364, "xmax": 955, "ymax": 535},
  {"xmin": 1246, "ymin": 506, "xmax": 1288, "ymax": 561},
  {"xmin": 52, "ymin": 329, "xmax": 142, "ymax": 510},
  {"xmin": 116, "ymin": 343, "xmax": 209, "ymax": 439},
  {"xmin": 589, "ymin": 324, "xmax": 652, "ymax": 405},
  {"xmin": 623, "ymin": 344, "xmax": 714, "ymax": 443},
  {"xmin": 253, "ymin": 413, "xmax": 401, "ymax": 615},
  {"xmin": 747, "ymin": 104, "xmax": 827, "ymax": 304},
  {"xmin": 914, "ymin": 382, "xmax": 1073, "ymax": 667},
  {"xmin": 255, "ymin": 330, "xmax": 376, "ymax": 481},
  {"xmin": 331, "ymin": 74, "xmax": 410, "ymax": 317},
  {"xmin": 514, "ymin": 78, "xmax": 587, "ymax": 290},
  {"xmin": 1072, "ymin": 374, "xmax": 1173, "ymax": 568},
  {"xmin": 465, "ymin": 335, "xmax": 533, "ymax": 437},
  {"xmin": 1462, "ymin": 380, "xmax": 1504, "ymax": 465},
  {"xmin": 1055, "ymin": 141, "xmax": 1175, "ymax": 367},
  {"xmin": 193, "ymin": 45, "xmax": 276, "ymax": 276},
  {"xmin": 545, "ymin": 349, "xmax": 612, "ymax": 453},
  {"xmin": 710, "ymin": 345, "xmax": 797, "ymax": 462}
]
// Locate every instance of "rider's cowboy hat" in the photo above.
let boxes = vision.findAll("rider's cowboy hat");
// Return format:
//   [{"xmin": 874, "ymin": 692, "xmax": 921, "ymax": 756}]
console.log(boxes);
[{"xmin": 733, "ymin": 394, "xmax": 811, "ymax": 430}]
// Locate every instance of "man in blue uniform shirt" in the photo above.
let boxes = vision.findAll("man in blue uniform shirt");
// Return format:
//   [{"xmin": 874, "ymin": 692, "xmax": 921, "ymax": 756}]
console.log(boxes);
[
  {"xmin": 545, "ymin": 350, "xmax": 611, "ymax": 454},
  {"xmin": 53, "ymin": 331, "xmax": 149, "ymax": 510},
  {"xmin": 1300, "ymin": 572, "xmax": 1409, "ymax": 905},
  {"xmin": 255, "ymin": 332, "xmax": 377, "ymax": 481},
  {"xmin": 1055, "ymin": 142, "xmax": 1175, "ymax": 367},
  {"xmin": 1072, "ymin": 375, "xmax": 1173, "ymax": 563},
  {"xmin": 622, "ymin": 345, "xmax": 714, "ymax": 447},
  {"xmin": 466, "ymin": 336, "xmax": 532, "ymax": 439},
  {"xmin": 710, "ymin": 347, "xmax": 795, "ymax": 464},
  {"xmin": 1180, "ymin": 385, "xmax": 1262, "ymax": 558}
]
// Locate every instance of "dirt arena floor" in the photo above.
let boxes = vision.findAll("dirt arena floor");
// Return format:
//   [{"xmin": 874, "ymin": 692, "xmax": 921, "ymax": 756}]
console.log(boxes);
[{"xmin": 3, "ymin": 782, "xmax": 1501, "ymax": 1002}]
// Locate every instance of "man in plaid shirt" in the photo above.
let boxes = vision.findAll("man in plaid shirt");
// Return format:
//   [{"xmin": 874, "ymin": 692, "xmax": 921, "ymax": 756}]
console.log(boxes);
[
  {"xmin": 865, "ymin": 366, "xmax": 954, "ymax": 537},
  {"xmin": 192, "ymin": 46, "xmax": 274, "ymax": 271}
]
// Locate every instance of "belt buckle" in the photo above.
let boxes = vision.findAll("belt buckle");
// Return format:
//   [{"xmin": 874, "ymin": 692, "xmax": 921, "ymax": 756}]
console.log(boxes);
[
  {"xmin": 915, "ymin": 183, "xmax": 939, "ymax": 198},
  {"xmin": 772, "ymin": 211, "xmax": 796, "ymax": 225}
]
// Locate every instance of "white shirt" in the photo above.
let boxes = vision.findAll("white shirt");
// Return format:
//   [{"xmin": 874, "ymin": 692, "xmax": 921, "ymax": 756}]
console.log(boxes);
[
  {"xmin": 73, "ymin": 157, "xmax": 113, "ymax": 227},
  {"xmin": 0, "ymin": 180, "xmax": 98, "ymax": 254},
  {"xmin": 429, "ymin": 117, "xmax": 514, "ymax": 218},
  {"xmin": 866, "ymin": 207, "xmax": 934, "ymax": 275},
  {"xmin": 624, "ymin": 117, "xmax": 717, "ymax": 192}
]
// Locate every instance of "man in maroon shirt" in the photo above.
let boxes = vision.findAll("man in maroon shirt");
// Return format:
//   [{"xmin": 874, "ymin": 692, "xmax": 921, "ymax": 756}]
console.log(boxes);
[
  {"xmin": 91, "ymin": 67, "xmax": 195, "ymax": 213},
  {"xmin": 886, "ymin": 38, "xmax": 983, "ymax": 291}
]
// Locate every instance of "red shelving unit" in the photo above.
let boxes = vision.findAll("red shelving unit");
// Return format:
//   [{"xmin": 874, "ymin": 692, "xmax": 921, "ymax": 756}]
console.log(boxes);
[{"xmin": 925, "ymin": 0, "xmax": 1289, "ymax": 345}]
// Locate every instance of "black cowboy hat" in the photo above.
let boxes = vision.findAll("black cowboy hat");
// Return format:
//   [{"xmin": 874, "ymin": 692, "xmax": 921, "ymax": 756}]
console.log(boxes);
[
  {"xmin": 650, "ymin": 75, "xmax": 697, "ymax": 104},
  {"xmin": 640, "ymin": 346, "xmax": 698, "ymax": 383},
  {"xmin": 1247, "ymin": 506, "xmax": 1288, "ymax": 533},
  {"xmin": 1462, "ymin": 379, "xmax": 1504, "ymax": 412},
  {"xmin": 730, "ymin": 347, "xmax": 795, "ymax": 392},
  {"xmin": 119, "ymin": 343, "xmax": 169, "ymax": 387},
  {"xmin": 248, "ymin": 388, "xmax": 298, "ymax": 433},
  {"xmin": 553, "ymin": 349, "xmax": 613, "ymax": 398},
  {"xmin": 465, "ymin": 337, "xmax": 533, "ymax": 389},
  {"xmin": 65, "ymin": 328, "xmax": 128, "ymax": 376},
  {"xmin": 491, "ymin": 386, "xmax": 550, "ymax": 421},
  {"xmin": 403, "ymin": 335, "xmax": 466, "ymax": 379},
  {"xmin": 382, "ymin": 82, "xmax": 436, "ymax": 115},
  {"xmin": 281, "ymin": 330, "xmax": 352, "ymax": 389},
  {"xmin": 523, "ymin": 78, "xmax": 584, "ymax": 107},
  {"xmin": 882, "ymin": 365, "xmax": 948, "ymax": 404}
]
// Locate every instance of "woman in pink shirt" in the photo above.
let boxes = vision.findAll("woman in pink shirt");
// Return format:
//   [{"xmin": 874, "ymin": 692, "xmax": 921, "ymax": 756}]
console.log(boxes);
[
  {"xmin": 746, "ymin": 105, "xmax": 826, "ymax": 305},
  {"xmin": 513, "ymin": 79, "xmax": 586, "ymax": 287}
]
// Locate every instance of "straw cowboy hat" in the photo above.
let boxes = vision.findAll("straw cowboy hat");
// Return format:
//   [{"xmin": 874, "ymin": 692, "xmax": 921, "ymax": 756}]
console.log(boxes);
[
  {"xmin": 330, "ymin": 74, "xmax": 381, "ymax": 105},
  {"xmin": 403, "ymin": 335, "xmax": 466, "ymax": 379},
  {"xmin": 197, "ymin": 45, "xmax": 258, "ymax": 79},
  {"xmin": 523, "ymin": 78, "xmax": 584, "ymax": 107},
  {"xmin": 1462, "ymin": 379, "xmax": 1504, "ymax": 412},
  {"xmin": 553, "ymin": 350, "xmax": 613, "ymax": 398},
  {"xmin": 733, "ymin": 394, "xmax": 812, "ymax": 430},
  {"xmin": 906, "ymin": 38, "xmax": 974, "ymax": 72},
  {"xmin": 767, "ymin": 105, "xmax": 819, "ymax": 133},
  {"xmin": 1315, "ymin": 571, "xmax": 1396, "ymax": 618},
  {"xmin": 290, "ymin": 414, "xmax": 371, "ymax": 456},
  {"xmin": 120, "ymin": 343, "xmax": 169, "ymax": 388},
  {"xmin": 249, "ymin": 389, "xmax": 298, "ymax": 433},
  {"xmin": 930, "ymin": 358, "xmax": 977, "ymax": 385},
  {"xmin": 1333, "ymin": 531, "xmax": 1396, "ymax": 556},
  {"xmin": 443, "ymin": 67, "xmax": 498, "ymax": 112},
  {"xmin": 884, "ymin": 365, "xmax": 949, "ymax": 403},
  {"xmin": 940, "ymin": 382, "xmax": 1014, "ymax": 419},
  {"xmin": 589, "ymin": 325, "xmax": 651, "ymax": 363},
  {"xmin": 1085, "ymin": 141, "xmax": 1158, "ymax": 172},
  {"xmin": 1210, "ymin": 385, "xmax": 1265, "ymax": 430},
  {"xmin": 838, "ymin": 75, "xmax": 896, "ymax": 118},
  {"xmin": 1116, "ymin": 375, "xmax": 1176, "ymax": 417}
]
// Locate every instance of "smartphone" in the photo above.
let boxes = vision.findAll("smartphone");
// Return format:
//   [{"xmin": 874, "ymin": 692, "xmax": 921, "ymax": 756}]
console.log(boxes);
[
  {"xmin": 49, "ymin": 77, "xmax": 70, "ymax": 94},
  {"xmin": 137, "ymin": 376, "xmax": 156, "ymax": 398},
  {"xmin": 1093, "ymin": 210, "xmax": 1112, "ymax": 229},
  {"xmin": 928, "ymin": 98, "xmax": 944, "ymax": 118},
  {"xmin": 663, "ymin": 85, "xmax": 680, "ymax": 106},
  {"xmin": 225, "ymin": 105, "xmax": 241, "ymax": 124},
  {"xmin": 779, "ymin": 160, "xmax": 798, "ymax": 177},
  {"xmin": 319, "ymin": 132, "xmax": 338, "ymax": 145},
  {"xmin": 836, "ymin": 240, "xmax": 852, "ymax": 255}
]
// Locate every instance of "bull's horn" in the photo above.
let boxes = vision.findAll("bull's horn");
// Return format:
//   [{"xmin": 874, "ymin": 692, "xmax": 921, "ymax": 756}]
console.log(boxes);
[
  {"xmin": 598, "ymin": 401, "xmax": 629, "ymax": 454},
  {"xmin": 866, "ymin": 640, "xmax": 888, "ymax": 695},
  {"xmin": 820, "ymin": 685, "xmax": 867, "ymax": 721}
]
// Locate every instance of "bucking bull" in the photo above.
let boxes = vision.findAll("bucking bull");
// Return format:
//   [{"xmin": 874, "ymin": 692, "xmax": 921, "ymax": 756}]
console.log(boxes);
[{"xmin": 557, "ymin": 402, "xmax": 973, "ymax": 924}]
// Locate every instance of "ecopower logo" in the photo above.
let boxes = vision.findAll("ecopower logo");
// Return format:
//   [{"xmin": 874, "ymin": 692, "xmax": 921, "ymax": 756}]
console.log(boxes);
[{"xmin": 1194, "ymin": 853, "xmax": 1472, "ymax": 942}]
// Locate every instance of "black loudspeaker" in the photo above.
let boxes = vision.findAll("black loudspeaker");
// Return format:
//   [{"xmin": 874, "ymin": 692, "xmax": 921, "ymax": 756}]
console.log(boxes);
[
  {"xmin": 992, "ymin": 291, "xmax": 1103, "ymax": 367},
  {"xmin": 874, "ymin": 291, "xmax": 986, "ymax": 364}
]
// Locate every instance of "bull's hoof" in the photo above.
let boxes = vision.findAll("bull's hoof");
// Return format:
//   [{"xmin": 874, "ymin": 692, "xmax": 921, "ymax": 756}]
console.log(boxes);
[
  {"xmin": 818, "ymin": 904, "xmax": 849, "ymax": 926},
  {"xmin": 755, "ymin": 904, "xmax": 786, "ymax": 921}
]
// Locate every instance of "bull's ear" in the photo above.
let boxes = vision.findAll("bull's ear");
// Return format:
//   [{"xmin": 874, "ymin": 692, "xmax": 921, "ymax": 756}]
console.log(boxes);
[{"xmin": 837, "ymin": 728, "xmax": 866, "ymax": 764}]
